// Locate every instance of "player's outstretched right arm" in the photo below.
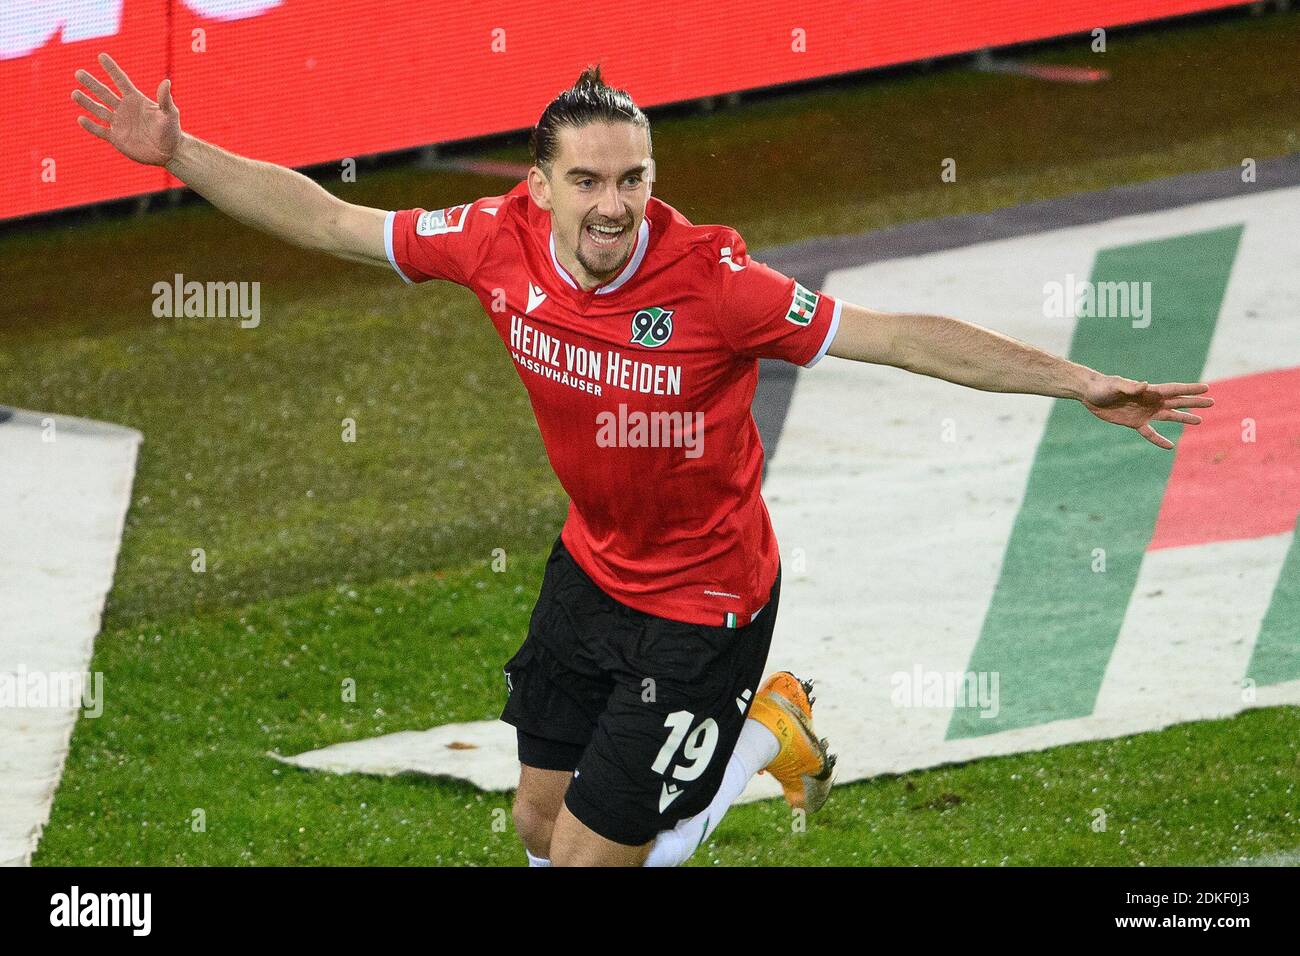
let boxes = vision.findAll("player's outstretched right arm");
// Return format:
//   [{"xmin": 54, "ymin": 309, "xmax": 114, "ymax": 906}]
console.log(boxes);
[{"xmin": 73, "ymin": 53, "xmax": 388, "ymax": 268}]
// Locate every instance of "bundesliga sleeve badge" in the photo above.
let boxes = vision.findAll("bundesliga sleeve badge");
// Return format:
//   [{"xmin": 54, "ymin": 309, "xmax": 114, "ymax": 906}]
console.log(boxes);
[{"xmin": 415, "ymin": 203, "xmax": 470, "ymax": 236}]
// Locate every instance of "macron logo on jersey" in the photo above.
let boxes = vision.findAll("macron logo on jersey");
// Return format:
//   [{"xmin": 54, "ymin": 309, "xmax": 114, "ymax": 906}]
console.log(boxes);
[
  {"xmin": 659, "ymin": 782, "xmax": 685, "ymax": 812},
  {"xmin": 719, "ymin": 246, "xmax": 746, "ymax": 272},
  {"xmin": 527, "ymin": 282, "xmax": 547, "ymax": 314}
]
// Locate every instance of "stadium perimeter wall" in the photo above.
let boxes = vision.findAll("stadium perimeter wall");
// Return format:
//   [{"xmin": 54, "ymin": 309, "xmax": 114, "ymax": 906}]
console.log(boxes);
[{"xmin": 4, "ymin": 0, "xmax": 1251, "ymax": 221}]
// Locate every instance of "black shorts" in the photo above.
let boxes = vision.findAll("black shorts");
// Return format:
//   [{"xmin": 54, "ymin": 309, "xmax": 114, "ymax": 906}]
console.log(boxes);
[{"xmin": 500, "ymin": 536, "xmax": 779, "ymax": 847}]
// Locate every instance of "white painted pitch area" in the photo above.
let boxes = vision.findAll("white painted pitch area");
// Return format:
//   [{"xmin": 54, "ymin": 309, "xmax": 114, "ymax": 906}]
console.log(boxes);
[{"xmin": 0, "ymin": 409, "xmax": 141, "ymax": 866}]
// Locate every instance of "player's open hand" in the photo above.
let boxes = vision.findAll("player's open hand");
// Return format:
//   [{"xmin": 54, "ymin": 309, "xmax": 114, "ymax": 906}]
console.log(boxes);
[
  {"xmin": 1081, "ymin": 375, "xmax": 1213, "ymax": 450},
  {"xmin": 73, "ymin": 53, "xmax": 181, "ymax": 167}
]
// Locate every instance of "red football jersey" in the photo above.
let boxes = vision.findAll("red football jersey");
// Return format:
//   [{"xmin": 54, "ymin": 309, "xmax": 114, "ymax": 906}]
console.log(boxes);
[{"xmin": 386, "ymin": 182, "xmax": 841, "ymax": 626}]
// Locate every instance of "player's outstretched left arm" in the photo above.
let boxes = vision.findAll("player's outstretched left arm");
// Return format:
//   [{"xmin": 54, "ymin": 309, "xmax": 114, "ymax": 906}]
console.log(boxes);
[{"xmin": 826, "ymin": 302, "xmax": 1213, "ymax": 450}]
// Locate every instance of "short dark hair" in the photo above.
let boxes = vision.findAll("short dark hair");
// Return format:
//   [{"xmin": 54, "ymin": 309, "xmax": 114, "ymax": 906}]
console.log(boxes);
[{"xmin": 529, "ymin": 65, "xmax": 652, "ymax": 174}]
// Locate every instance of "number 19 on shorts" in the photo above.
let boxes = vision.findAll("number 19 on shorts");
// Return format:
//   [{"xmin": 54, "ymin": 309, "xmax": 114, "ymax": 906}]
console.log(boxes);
[{"xmin": 651, "ymin": 710, "xmax": 719, "ymax": 781}]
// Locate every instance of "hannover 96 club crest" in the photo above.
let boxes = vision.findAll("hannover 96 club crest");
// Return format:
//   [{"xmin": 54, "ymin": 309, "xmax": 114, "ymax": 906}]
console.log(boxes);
[{"xmin": 630, "ymin": 307, "xmax": 674, "ymax": 348}]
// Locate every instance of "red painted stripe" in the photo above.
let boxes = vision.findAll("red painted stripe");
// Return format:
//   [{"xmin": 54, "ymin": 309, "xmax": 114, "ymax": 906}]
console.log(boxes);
[{"xmin": 1149, "ymin": 367, "xmax": 1300, "ymax": 551}]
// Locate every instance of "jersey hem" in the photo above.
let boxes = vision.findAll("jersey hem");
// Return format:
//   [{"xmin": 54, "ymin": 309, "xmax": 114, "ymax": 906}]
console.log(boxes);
[{"xmin": 561, "ymin": 528, "xmax": 777, "ymax": 628}]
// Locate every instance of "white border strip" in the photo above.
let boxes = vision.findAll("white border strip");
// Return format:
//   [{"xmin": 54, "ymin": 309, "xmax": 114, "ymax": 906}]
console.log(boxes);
[
  {"xmin": 804, "ymin": 297, "xmax": 843, "ymax": 368},
  {"xmin": 384, "ymin": 210, "xmax": 414, "ymax": 284}
]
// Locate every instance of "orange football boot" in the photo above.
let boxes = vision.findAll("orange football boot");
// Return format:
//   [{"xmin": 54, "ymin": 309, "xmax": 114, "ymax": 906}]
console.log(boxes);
[{"xmin": 747, "ymin": 671, "xmax": 836, "ymax": 812}]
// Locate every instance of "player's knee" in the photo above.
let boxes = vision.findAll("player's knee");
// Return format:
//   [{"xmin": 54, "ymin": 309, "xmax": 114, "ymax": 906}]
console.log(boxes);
[
  {"xmin": 548, "ymin": 830, "xmax": 579, "ymax": 867},
  {"xmin": 547, "ymin": 821, "xmax": 592, "ymax": 867},
  {"xmin": 511, "ymin": 793, "xmax": 557, "ymax": 856},
  {"xmin": 549, "ymin": 819, "xmax": 651, "ymax": 867}
]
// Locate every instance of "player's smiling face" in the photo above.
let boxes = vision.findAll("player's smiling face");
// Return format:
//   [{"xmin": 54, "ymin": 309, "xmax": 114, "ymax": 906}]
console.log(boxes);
[{"xmin": 530, "ymin": 121, "xmax": 652, "ymax": 291}]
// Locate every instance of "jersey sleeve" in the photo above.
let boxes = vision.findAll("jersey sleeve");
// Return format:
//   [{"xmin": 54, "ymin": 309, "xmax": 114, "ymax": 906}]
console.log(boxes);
[
  {"xmin": 384, "ymin": 197, "xmax": 500, "ymax": 287},
  {"xmin": 712, "ymin": 229, "xmax": 842, "ymax": 368}
]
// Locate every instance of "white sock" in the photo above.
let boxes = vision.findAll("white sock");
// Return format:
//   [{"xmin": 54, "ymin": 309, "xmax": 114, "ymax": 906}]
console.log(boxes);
[
  {"xmin": 526, "ymin": 850, "xmax": 552, "ymax": 867},
  {"xmin": 643, "ymin": 718, "xmax": 779, "ymax": 867}
]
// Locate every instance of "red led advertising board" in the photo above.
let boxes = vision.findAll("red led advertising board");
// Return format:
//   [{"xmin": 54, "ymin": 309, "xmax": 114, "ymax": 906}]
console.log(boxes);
[{"xmin": 3, "ymin": 0, "xmax": 1250, "ymax": 220}]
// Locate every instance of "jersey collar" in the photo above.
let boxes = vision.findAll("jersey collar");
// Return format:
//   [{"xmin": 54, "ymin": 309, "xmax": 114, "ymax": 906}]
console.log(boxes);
[{"xmin": 548, "ymin": 218, "xmax": 651, "ymax": 296}]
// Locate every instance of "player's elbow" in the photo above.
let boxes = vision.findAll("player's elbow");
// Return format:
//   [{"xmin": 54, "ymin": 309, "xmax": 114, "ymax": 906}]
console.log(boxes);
[{"xmin": 312, "ymin": 199, "xmax": 389, "ymax": 266}]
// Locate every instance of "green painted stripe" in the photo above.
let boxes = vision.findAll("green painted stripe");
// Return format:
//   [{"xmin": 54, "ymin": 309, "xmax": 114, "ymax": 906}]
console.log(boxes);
[
  {"xmin": 947, "ymin": 224, "xmax": 1242, "ymax": 739},
  {"xmin": 1246, "ymin": 515, "xmax": 1300, "ymax": 687}
]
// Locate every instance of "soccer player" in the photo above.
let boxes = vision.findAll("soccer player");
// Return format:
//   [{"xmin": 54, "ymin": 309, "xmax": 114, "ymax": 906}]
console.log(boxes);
[{"xmin": 73, "ymin": 55, "xmax": 1212, "ymax": 867}]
